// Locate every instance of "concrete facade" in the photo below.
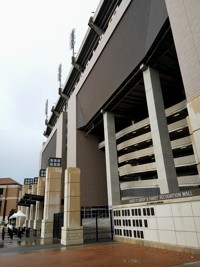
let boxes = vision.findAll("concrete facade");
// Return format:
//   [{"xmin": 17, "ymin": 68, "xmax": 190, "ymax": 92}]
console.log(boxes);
[{"xmin": 17, "ymin": 0, "xmax": 200, "ymax": 252}]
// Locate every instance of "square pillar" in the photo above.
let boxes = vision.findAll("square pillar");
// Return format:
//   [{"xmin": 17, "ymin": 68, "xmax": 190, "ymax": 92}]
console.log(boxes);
[
  {"xmin": 17, "ymin": 184, "xmax": 29, "ymax": 228},
  {"xmin": 61, "ymin": 167, "xmax": 83, "ymax": 246},
  {"xmin": 41, "ymin": 167, "xmax": 62, "ymax": 239},
  {"xmin": 103, "ymin": 112, "xmax": 121, "ymax": 207},
  {"xmin": 33, "ymin": 177, "xmax": 45, "ymax": 235},
  {"xmin": 28, "ymin": 184, "xmax": 37, "ymax": 230},
  {"xmin": 142, "ymin": 66, "xmax": 179, "ymax": 194}
]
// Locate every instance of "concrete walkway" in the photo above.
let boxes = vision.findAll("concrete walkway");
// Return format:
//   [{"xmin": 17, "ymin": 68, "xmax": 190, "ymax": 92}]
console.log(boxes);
[{"xmin": 1, "ymin": 232, "xmax": 200, "ymax": 267}]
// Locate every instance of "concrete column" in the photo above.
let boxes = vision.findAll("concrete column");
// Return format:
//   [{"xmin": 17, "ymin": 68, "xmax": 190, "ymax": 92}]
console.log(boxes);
[
  {"xmin": 41, "ymin": 166, "xmax": 62, "ymax": 239},
  {"xmin": 165, "ymin": 1, "xmax": 200, "ymax": 180},
  {"xmin": 33, "ymin": 177, "xmax": 45, "ymax": 235},
  {"xmin": 24, "ymin": 206, "xmax": 30, "ymax": 228},
  {"xmin": 142, "ymin": 66, "xmax": 179, "ymax": 194},
  {"xmin": 18, "ymin": 184, "xmax": 29, "ymax": 228},
  {"xmin": 25, "ymin": 189, "xmax": 32, "ymax": 229},
  {"xmin": 103, "ymin": 112, "xmax": 121, "ymax": 207},
  {"xmin": 28, "ymin": 184, "xmax": 37, "ymax": 231},
  {"xmin": 61, "ymin": 167, "xmax": 83, "ymax": 246},
  {"xmin": 16, "ymin": 190, "xmax": 23, "ymax": 228},
  {"xmin": 20, "ymin": 206, "xmax": 27, "ymax": 227}
]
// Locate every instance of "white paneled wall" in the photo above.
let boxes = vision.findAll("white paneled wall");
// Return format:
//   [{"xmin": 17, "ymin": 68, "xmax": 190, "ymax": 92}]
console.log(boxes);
[{"xmin": 113, "ymin": 198, "xmax": 200, "ymax": 250}]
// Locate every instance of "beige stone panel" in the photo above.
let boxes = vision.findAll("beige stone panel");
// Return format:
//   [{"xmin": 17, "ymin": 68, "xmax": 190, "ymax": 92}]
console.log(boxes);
[
  {"xmin": 186, "ymin": 116, "xmax": 193, "ymax": 134},
  {"xmin": 33, "ymin": 220, "xmax": 42, "ymax": 231},
  {"xmin": 157, "ymin": 218, "xmax": 175, "ymax": 231},
  {"xmin": 61, "ymin": 227, "xmax": 83, "ymax": 246},
  {"xmin": 192, "ymin": 201, "xmax": 200, "ymax": 216},
  {"xmin": 37, "ymin": 177, "xmax": 45, "ymax": 196},
  {"xmin": 194, "ymin": 217, "xmax": 200, "ymax": 232},
  {"xmin": 67, "ymin": 196, "xmax": 80, "ymax": 211},
  {"xmin": 67, "ymin": 168, "xmax": 80, "ymax": 183},
  {"xmin": 144, "ymin": 229, "xmax": 159, "ymax": 242},
  {"xmin": 32, "ymin": 184, "xmax": 37, "ymax": 194},
  {"xmin": 18, "ymin": 190, "xmax": 22, "ymax": 199},
  {"xmin": 158, "ymin": 230, "xmax": 177, "ymax": 245},
  {"xmin": 171, "ymin": 202, "xmax": 193, "ymax": 217},
  {"xmin": 22, "ymin": 185, "xmax": 29, "ymax": 195},
  {"xmin": 45, "ymin": 205, "xmax": 61, "ymax": 221},
  {"xmin": 28, "ymin": 220, "xmax": 34, "ymax": 229},
  {"xmin": 187, "ymin": 96, "xmax": 200, "ymax": 131},
  {"xmin": 192, "ymin": 131, "xmax": 200, "ymax": 164},
  {"xmin": 34, "ymin": 201, "xmax": 43, "ymax": 221},
  {"xmin": 174, "ymin": 217, "xmax": 196, "ymax": 232},
  {"xmin": 197, "ymin": 164, "xmax": 200, "ymax": 176},
  {"xmin": 67, "ymin": 211, "xmax": 81, "ymax": 228},
  {"xmin": 187, "ymin": 131, "xmax": 199, "ymax": 164},
  {"xmin": 67, "ymin": 183, "xmax": 80, "ymax": 197},
  {"xmin": 45, "ymin": 192, "xmax": 61, "ymax": 205},
  {"xmin": 41, "ymin": 220, "xmax": 54, "ymax": 238},
  {"xmin": 47, "ymin": 178, "xmax": 61, "ymax": 192},
  {"xmin": 176, "ymin": 231, "xmax": 199, "ymax": 248}
]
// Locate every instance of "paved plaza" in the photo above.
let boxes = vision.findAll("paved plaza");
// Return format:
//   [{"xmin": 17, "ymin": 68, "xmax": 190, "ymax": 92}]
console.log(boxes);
[{"xmin": 1, "ymin": 233, "xmax": 200, "ymax": 267}]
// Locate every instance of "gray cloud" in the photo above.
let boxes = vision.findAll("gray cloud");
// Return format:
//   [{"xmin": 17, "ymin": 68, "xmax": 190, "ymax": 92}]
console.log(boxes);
[{"xmin": 0, "ymin": 0, "xmax": 100, "ymax": 184}]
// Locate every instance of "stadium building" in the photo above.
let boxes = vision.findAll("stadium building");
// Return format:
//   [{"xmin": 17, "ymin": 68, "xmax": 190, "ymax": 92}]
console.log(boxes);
[{"xmin": 18, "ymin": 0, "xmax": 200, "ymax": 252}]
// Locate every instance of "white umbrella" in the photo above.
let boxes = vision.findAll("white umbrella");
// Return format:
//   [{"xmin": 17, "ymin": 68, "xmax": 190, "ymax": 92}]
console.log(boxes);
[
  {"xmin": 9, "ymin": 210, "xmax": 26, "ymax": 219},
  {"xmin": 9, "ymin": 213, "xmax": 17, "ymax": 219}
]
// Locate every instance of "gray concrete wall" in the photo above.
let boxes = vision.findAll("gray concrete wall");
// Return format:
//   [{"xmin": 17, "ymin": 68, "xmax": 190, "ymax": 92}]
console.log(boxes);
[{"xmin": 77, "ymin": 0, "xmax": 168, "ymax": 128}]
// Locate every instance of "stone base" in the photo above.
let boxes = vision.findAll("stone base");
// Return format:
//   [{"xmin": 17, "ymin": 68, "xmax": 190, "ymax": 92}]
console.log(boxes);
[
  {"xmin": 33, "ymin": 220, "xmax": 42, "ymax": 234},
  {"xmin": 28, "ymin": 220, "xmax": 34, "ymax": 229},
  {"xmin": 61, "ymin": 226, "xmax": 83, "ymax": 246},
  {"xmin": 24, "ymin": 220, "xmax": 29, "ymax": 228},
  {"xmin": 41, "ymin": 220, "xmax": 53, "ymax": 239}
]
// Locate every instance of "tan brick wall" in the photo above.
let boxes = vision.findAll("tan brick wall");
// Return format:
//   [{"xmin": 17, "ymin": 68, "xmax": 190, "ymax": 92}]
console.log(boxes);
[
  {"xmin": 0, "ymin": 185, "xmax": 20, "ymax": 218},
  {"xmin": 165, "ymin": 0, "xmax": 200, "ymax": 101},
  {"xmin": 6, "ymin": 187, "xmax": 19, "ymax": 198}
]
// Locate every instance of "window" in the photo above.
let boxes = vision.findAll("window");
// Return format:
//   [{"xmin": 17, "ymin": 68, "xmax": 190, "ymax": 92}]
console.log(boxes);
[
  {"xmin": 39, "ymin": 169, "xmax": 46, "ymax": 177},
  {"xmin": 48, "ymin": 157, "xmax": 62, "ymax": 167}
]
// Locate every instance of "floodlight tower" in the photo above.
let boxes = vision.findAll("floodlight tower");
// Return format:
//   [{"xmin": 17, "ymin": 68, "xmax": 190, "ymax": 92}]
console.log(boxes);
[
  {"xmin": 45, "ymin": 99, "xmax": 48, "ymax": 124},
  {"xmin": 69, "ymin": 28, "xmax": 83, "ymax": 73},
  {"xmin": 70, "ymin": 28, "xmax": 76, "ymax": 58},
  {"xmin": 58, "ymin": 64, "xmax": 62, "ymax": 88}
]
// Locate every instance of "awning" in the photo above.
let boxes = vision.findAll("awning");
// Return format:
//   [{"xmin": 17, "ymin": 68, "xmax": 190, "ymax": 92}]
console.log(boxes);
[{"xmin": 18, "ymin": 193, "xmax": 44, "ymax": 207}]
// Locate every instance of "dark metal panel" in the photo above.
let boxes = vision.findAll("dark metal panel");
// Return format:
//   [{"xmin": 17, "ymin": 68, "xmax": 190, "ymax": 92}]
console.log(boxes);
[
  {"xmin": 145, "ymin": 0, "xmax": 168, "ymax": 52},
  {"xmin": 77, "ymin": 0, "xmax": 168, "ymax": 128},
  {"xmin": 41, "ymin": 131, "xmax": 57, "ymax": 169}
]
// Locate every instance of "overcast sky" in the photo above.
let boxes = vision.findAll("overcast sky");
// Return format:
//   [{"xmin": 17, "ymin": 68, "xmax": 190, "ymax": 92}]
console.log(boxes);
[{"xmin": 0, "ymin": 0, "xmax": 100, "ymax": 185}]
